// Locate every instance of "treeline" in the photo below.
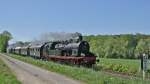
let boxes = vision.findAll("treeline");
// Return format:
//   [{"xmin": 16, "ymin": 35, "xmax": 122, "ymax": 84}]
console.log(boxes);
[
  {"xmin": 0, "ymin": 31, "xmax": 12, "ymax": 52},
  {"xmin": 84, "ymin": 33, "xmax": 150, "ymax": 59}
]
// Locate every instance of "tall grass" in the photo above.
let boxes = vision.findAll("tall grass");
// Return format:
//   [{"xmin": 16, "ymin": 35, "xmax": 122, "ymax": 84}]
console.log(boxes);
[
  {"xmin": 10, "ymin": 54, "xmax": 150, "ymax": 84},
  {"xmin": 96, "ymin": 58, "xmax": 150, "ymax": 76},
  {"xmin": 0, "ymin": 57, "xmax": 21, "ymax": 84}
]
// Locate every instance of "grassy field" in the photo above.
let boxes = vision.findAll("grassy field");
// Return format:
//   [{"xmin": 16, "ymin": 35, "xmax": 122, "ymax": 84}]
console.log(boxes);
[
  {"xmin": 0, "ymin": 57, "xmax": 21, "ymax": 84},
  {"xmin": 96, "ymin": 58, "xmax": 150, "ymax": 76},
  {"xmin": 8, "ymin": 54, "xmax": 150, "ymax": 84}
]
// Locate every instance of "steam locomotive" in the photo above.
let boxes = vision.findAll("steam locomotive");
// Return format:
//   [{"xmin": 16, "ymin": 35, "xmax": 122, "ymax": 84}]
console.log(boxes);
[{"xmin": 8, "ymin": 35, "xmax": 96, "ymax": 66}]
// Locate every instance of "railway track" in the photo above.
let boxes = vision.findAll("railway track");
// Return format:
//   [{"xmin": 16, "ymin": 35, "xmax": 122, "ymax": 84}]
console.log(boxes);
[{"xmin": 91, "ymin": 65, "xmax": 150, "ymax": 80}]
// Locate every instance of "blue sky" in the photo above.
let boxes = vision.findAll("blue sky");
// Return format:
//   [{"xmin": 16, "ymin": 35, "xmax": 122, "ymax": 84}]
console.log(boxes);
[{"xmin": 0, "ymin": 0, "xmax": 150, "ymax": 42}]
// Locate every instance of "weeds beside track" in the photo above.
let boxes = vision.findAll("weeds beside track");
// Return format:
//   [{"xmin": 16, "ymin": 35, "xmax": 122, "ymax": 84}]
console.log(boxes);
[{"xmin": 0, "ymin": 55, "xmax": 21, "ymax": 84}]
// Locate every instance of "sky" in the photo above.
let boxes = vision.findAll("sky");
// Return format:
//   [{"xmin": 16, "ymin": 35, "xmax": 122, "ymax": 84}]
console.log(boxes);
[{"xmin": 0, "ymin": 0, "xmax": 150, "ymax": 43}]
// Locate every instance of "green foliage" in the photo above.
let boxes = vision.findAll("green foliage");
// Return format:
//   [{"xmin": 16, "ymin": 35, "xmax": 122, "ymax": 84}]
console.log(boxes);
[
  {"xmin": 11, "ymin": 54, "xmax": 150, "ymax": 84},
  {"xmin": 84, "ymin": 34, "xmax": 150, "ymax": 59},
  {"xmin": 0, "ymin": 58, "xmax": 21, "ymax": 84},
  {"xmin": 0, "ymin": 31, "xmax": 12, "ymax": 52}
]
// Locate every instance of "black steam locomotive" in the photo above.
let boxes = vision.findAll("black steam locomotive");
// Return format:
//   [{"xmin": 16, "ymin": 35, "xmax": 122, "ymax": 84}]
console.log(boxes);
[{"xmin": 8, "ymin": 35, "xmax": 96, "ymax": 66}]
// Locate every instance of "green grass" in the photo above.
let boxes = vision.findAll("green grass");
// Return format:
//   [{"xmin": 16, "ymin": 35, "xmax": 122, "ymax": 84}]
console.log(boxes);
[
  {"xmin": 0, "ymin": 57, "xmax": 21, "ymax": 84},
  {"xmin": 8, "ymin": 54, "xmax": 150, "ymax": 84},
  {"xmin": 96, "ymin": 58, "xmax": 150, "ymax": 76}
]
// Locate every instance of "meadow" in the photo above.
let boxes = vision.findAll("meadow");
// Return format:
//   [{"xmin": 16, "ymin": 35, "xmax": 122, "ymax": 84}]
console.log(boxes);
[
  {"xmin": 9, "ymin": 54, "xmax": 150, "ymax": 84},
  {"xmin": 96, "ymin": 58, "xmax": 150, "ymax": 77},
  {"xmin": 0, "ymin": 57, "xmax": 21, "ymax": 84}
]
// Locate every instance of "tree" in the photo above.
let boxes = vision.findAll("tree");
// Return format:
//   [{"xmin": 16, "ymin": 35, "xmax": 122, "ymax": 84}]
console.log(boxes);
[
  {"xmin": 0, "ymin": 31, "xmax": 12, "ymax": 52},
  {"xmin": 84, "ymin": 34, "xmax": 150, "ymax": 59},
  {"xmin": 135, "ymin": 39, "xmax": 150, "ymax": 58}
]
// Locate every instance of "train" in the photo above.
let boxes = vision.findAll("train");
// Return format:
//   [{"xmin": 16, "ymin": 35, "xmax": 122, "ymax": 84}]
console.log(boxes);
[{"xmin": 7, "ymin": 35, "xmax": 96, "ymax": 67}]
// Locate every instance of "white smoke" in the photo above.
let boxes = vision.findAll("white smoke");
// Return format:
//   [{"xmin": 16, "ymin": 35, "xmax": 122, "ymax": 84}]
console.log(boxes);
[{"xmin": 39, "ymin": 32, "xmax": 82, "ymax": 42}]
